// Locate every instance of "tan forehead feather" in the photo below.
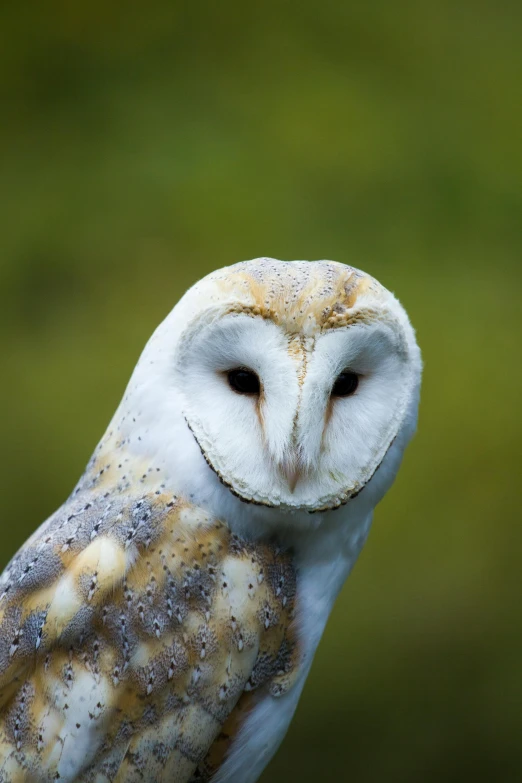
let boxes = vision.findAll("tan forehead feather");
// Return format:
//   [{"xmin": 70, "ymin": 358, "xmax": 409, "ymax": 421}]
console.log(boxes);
[{"xmin": 206, "ymin": 258, "xmax": 388, "ymax": 335}]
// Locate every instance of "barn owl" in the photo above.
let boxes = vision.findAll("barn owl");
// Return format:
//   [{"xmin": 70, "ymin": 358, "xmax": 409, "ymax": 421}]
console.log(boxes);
[{"xmin": 0, "ymin": 258, "xmax": 421, "ymax": 782}]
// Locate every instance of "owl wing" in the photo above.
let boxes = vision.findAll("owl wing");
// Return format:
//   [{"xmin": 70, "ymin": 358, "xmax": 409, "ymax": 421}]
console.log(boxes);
[{"xmin": 0, "ymin": 473, "xmax": 297, "ymax": 782}]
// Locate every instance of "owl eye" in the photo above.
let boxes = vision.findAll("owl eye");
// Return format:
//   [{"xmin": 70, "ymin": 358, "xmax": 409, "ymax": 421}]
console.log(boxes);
[
  {"xmin": 227, "ymin": 368, "xmax": 261, "ymax": 395},
  {"xmin": 331, "ymin": 370, "xmax": 359, "ymax": 397}
]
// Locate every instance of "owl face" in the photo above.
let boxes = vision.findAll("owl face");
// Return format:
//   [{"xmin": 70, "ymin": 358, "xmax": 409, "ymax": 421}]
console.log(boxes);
[{"xmin": 160, "ymin": 259, "xmax": 421, "ymax": 513}]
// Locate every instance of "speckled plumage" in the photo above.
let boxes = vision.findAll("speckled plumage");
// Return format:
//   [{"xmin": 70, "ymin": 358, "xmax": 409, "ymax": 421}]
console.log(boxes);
[
  {"xmin": 0, "ymin": 432, "xmax": 298, "ymax": 781},
  {"xmin": 0, "ymin": 258, "xmax": 422, "ymax": 782}
]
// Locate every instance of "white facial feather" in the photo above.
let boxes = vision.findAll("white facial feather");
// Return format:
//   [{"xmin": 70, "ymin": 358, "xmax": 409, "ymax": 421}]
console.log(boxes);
[{"xmin": 119, "ymin": 257, "xmax": 421, "ymax": 518}]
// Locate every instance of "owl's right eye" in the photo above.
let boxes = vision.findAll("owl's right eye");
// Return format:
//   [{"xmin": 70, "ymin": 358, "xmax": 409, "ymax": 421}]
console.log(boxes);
[{"xmin": 227, "ymin": 368, "xmax": 261, "ymax": 395}]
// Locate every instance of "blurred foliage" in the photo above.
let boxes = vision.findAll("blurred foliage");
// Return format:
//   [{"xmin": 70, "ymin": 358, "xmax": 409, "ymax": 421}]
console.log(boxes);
[{"xmin": 1, "ymin": 1, "xmax": 521, "ymax": 780}]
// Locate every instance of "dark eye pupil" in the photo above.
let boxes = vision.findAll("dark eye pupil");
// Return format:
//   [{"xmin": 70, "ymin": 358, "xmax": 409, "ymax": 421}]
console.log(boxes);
[
  {"xmin": 227, "ymin": 368, "xmax": 260, "ymax": 395},
  {"xmin": 332, "ymin": 371, "xmax": 359, "ymax": 397}
]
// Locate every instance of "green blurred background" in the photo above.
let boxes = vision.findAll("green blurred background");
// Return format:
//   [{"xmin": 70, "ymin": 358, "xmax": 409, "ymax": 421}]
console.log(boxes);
[{"xmin": 1, "ymin": 1, "xmax": 521, "ymax": 780}]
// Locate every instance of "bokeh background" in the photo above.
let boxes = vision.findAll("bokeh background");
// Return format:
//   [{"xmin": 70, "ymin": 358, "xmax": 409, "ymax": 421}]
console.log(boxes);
[{"xmin": 1, "ymin": 1, "xmax": 521, "ymax": 780}]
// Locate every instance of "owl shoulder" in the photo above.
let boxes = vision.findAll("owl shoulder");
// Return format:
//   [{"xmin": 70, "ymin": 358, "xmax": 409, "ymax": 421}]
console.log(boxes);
[{"xmin": 0, "ymin": 473, "xmax": 299, "ymax": 780}]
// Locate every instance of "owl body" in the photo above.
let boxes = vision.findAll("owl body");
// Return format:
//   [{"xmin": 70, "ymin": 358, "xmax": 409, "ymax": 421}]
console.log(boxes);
[{"xmin": 0, "ymin": 259, "xmax": 421, "ymax": 781}]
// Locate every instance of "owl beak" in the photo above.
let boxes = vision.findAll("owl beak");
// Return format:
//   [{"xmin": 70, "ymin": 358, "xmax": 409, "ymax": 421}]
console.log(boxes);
[{"xmin": 280, "ymin": 459, "xmax": 301, "ymax": 493}]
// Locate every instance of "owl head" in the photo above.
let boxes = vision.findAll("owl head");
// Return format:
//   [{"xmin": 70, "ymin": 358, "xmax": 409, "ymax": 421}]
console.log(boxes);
[{"xmin": 119, "ymin": 258, "xmax": 421, "ymax": 517}]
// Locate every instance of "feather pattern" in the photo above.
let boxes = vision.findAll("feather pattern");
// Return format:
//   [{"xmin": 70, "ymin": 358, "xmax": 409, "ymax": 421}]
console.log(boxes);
[{"xmin": 0, "ymin": 432, "xmax": 298, "ymax": 782}]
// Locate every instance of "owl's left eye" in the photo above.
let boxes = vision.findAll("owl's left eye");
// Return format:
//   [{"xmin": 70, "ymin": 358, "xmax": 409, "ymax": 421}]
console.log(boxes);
[
  {"xmin": 227, "ymin": 368, "xmax": 261, "ymax": 395},
  {"xmin": 331, "ymin": 370, "xmax": 359, "ymax": 397}
]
